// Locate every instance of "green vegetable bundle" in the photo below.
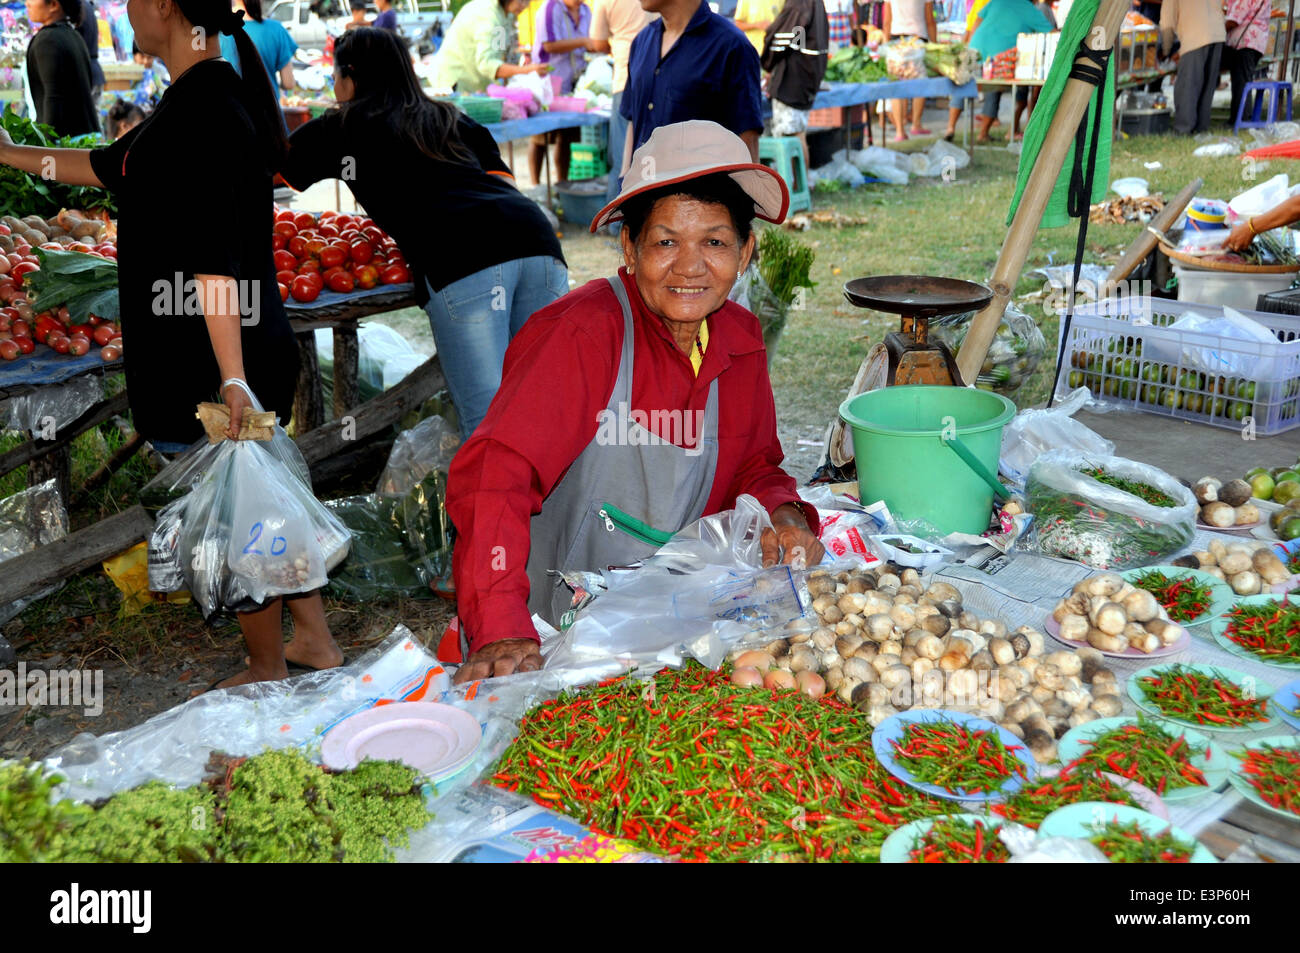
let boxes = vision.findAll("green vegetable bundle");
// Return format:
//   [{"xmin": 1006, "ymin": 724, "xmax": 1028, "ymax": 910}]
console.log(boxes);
[
  {"xmin": 825, "ymin": 46, "xmax": 890, "ymax": 83},
  {"xmin": 26, "ymin": 247, "xmax": 119, "ymax": 325},
  {"xmin": 0, "ymin": 749, "xmax": 433, "ymax": 863},
  {"xmin": 0, "ymin": 110, "xmax": 115, "ymax": 218},
  {"xmin": 924, "ymin": 43, "xmax": 979, "ymax": 84},
  {"xmin": 748, "ymin": 228, "xmax": 815, "ymax": 363}
]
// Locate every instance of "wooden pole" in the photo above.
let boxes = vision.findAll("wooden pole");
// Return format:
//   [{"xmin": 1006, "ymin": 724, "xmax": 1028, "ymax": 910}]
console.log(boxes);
[
  {"xmin": 1281, "ymin": 0, "xmax": 1295, "ymax": 81},
  {"xmin": 957, "ymin": 0, "xmax": 1131, "ymax": 385},
  {"xmin": 1103, "ymin": 177, "xmax": 1202, "ymax": 289}
]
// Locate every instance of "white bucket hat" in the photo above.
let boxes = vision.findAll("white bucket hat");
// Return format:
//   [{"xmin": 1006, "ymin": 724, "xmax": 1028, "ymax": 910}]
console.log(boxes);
[{"xmin": 590, "ymin": 120, "xmax": 790, "ymax": 233}]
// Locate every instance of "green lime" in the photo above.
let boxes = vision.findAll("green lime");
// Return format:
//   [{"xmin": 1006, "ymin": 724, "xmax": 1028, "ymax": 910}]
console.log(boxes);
[
  {"xmin": 1249, "ymin": 473, "xmax": 1275, "ymax": 500},
  {"xmin": 1273, "ymin": 480, "xmax": 1300, "ymax": 506},
  {"xmin": 1277, "ymin": 470, "xmax": 1300, "ymax": 484},
  {"xmin": 1280, "ymin": 516, "xmax": 1300, "ymax": 542},
  {"xmin": 1246, "ymin": 467, "xmax": 1269, "ymax": 479}
]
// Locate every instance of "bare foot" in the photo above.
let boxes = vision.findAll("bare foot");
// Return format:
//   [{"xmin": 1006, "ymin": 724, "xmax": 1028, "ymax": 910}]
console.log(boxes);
[
  {"xmin": 282, "ymin": 639, "xmax": 345, "ymax": 670},
  {"xmin": 214, "ymin": 666, "xmax": 290, "ymax": 690}
]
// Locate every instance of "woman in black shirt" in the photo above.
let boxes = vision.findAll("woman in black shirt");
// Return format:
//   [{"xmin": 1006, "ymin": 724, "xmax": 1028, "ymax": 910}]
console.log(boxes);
[
  {"xmin": 281, "ymin": 27, "xmax": 567, "ymax": 439},
  {"xmin": 24, "ymin": 0, "xmax": 99, "ymax": 136},
  {"xmin": 0, "ymin": 0, "xmax": 343, "ymax": 688}
]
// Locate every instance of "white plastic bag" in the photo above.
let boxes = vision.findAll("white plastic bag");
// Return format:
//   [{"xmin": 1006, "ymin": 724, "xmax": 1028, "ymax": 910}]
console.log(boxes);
[
  {"xmin": 927, "ymin": 137, "xmax": 970, "ymax": 171},
  {"xmin": 507, "ymin": 69, "xmax": 553, "ymax": 109},
  {"xmin": 1025, "ymin": 449, "xmax": 1196, "ymax": 569},
  {"xmin": 999, "ymin": 387, "xmax": 1115, "ymax": 486},
  {"xmin": 1227, "ymin": 173, "xmax": 1289, "ymax": 224},
  {"xmin": 849, "ymin": 145, "xmax": 910, "ymax": 172},
  {"xmin": 376, "ymin": 414, "xmax": 460, "ymax": 497},
  {"xmin": 858, "ymin": 160, "xmax": 909, "ymax": 185},
  {"xmin": 1143, "ymin": 306, "xmax": 1282, "ymax": 380}
]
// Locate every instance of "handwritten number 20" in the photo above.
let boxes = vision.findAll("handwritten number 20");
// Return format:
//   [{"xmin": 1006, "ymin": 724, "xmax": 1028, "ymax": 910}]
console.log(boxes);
[{"xmin": 244, "ymin": 522, "xmax": 287, "ymax": 556}]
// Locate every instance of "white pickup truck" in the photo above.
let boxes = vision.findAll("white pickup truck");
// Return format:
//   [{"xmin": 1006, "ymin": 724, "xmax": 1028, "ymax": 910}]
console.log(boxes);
[{"xmin": 267, "ymin": 0, "xmax": 451, "ymax": 50}]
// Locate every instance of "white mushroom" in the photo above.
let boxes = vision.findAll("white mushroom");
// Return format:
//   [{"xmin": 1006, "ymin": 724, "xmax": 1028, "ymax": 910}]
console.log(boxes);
[
  {"xmin": 989, "ymin": 637, "xmax": 1016, "ymax": 666},
  {"xmin": 865, "ymin": 613, "xmax": 895, "ymax": 643},
  {"xmin": 1121, "ymin": 588, "xmax": 1161, "ymax": 623},
  {"xmin": 1092, "ymin": 602, "xmax": 1128, "ymax": 636},
  {"xmin": 1091, "ymin": 694, "xmax": 1123, "ymax": 717},
  {"xmin": 1059, "ymin": 614, "xmax": 1090, "ymax": 643}
]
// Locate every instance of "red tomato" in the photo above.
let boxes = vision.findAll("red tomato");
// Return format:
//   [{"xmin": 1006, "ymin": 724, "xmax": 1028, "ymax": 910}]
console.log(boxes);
[
  {"xmin": 271, "ymin": 233, "xmax": 288, "ymax": 252},
  {"xmin": 92, "ymin": 323, "xmax": 117, "ymax": 346},
  {"xmin": 297, "ymin": 259, "xmax": 321, "ymax": 275},
  {"xmin": 94, "ymin": 244, "xmax": 116, "ymax": 259},
  {"xmin": 319, "ymin": 209, "xmax": 338, "ymax": 220},
  {"xmin": 273, "ymin": 220, "xmax": 298, "ymax": 238},
  {"xmin": 56, "ymin": 305, "xmax": 70, "ymax": 324},
  {"xmin": 288, "ymin": 235, "xmax": 309, "ymax": 259},
  {"xmin": 293, "ymin": 211, "xmax": 316, "ymax": 231},
  {"xmin": 290, "ymin": 276, "xmax": 321, "ymax": 303},
  {"xmin": 318, "ymin": 244, "xmax": 347, "ymax": 269},
  {"xmin": 349, "ymin": 240, "xmax": 374, "ymax": 265},
  {"xmin": 317, "ymin": 223, "xmax": 340, "ymax": 238},
  {"xmin": 68, "ymin": 336, "xmax": 90, "ymax": 356},
  {"xmin": 276, "ymin": 269, "xmax": 296, "ymax": 287},
  {"xmin": 353, "ymin": 264, "xmax": 379, "ymax": 290},
  {"xmin": 12, "ymin": 319, "xmax": 31, "ymax": 339},
  {"xmin": 278, "ymin": 281, "xmax": 289, "ymax": 302},
  {"xmin": 47, "ymin": 333, "xmax": 70, "ymax": 354},
  {"xmin": 107, "ymin": 336, "xmax": 122, "ymax": 350},
  {"xmin": 0, "ymin": 339, "xmax": 17, "ymax": 360},
  {"xmin": 13, "ymin": 336, "xmax": 33, "ymax": 354},
  {"xmin": 304, "ymin": 271, "xmax": 324, "ymax": 292},
  {"xmin": 381, "ymin": 264, "xmax": 411, "ymax": 284},
  {"xmin": 100, "ymin": 344, "xmax": 121, "ymax": 361},
  {"xmin": 0, "ymin": 224, "xmax": 9, "ymax": 236},
  {"xmin": 275, "ymin": 208, "xmax": 296, "ymax": 223},
  {"xmin": 303, "ymin": 238, "xmax": 327, "ymax": 259},
  {"xmin": 339, "ymin": 229, "xmax": 360, "ymax": 243},
  {"xmin": 67, "ymin": 242, "xmax": 93, "ymax": 254},
  {"xmin": 325, "ymin": 270, "xmax": 355, "ymax": 293},
  {"xmin": 88, "ymin": 314, "xmax": 102, "ymax": 326},
  {"xmin": 10, "ymin": 261, "xmax": 38, "ymax": 286},
  {"xmin": 5, "ymin": 253, "xmax": 18, "ymax": 268},
  {"xmin": 273, "ymin": 249, "xmax": 298, "ymax": 273},
  {"xmin": 0, "ymin": 315, "xmax": 9, "ymax": 333}
]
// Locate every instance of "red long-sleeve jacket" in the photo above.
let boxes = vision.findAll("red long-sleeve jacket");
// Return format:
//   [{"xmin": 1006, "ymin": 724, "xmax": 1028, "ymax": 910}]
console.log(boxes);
[{"xmin": 446, "ymin": 268, "xmax": 817, "ymax": 652}]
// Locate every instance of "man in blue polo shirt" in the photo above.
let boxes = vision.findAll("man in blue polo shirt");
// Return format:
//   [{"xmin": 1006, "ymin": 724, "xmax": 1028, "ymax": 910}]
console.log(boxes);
[{"xmin": 618, "ymin": 0, "xmax": 763, "ymax": 176}]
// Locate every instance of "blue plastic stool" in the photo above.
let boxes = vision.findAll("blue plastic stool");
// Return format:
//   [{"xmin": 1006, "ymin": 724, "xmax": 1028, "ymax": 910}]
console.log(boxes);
[
  {"xmin": 758, "ymin": 137, "xmax": 812, "ymax": 214},
  {"xmin": 1234, "ymin": 80, "xmax": 1293, "ymax": 132}
]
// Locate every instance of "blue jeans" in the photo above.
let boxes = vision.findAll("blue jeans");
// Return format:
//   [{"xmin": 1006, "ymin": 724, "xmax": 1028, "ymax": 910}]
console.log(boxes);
[
  {"xmin": 605, "ymin": 91, "xmax": 629, "ymax": 235},
  {"xmin": 423, "ymin": 256, "xmax": 569, "ymax": 438}
]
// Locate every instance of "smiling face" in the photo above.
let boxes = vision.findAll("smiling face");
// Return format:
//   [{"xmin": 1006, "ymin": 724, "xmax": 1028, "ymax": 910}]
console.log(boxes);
[{"xmin": 622, "ymin": 194, "xmax": 754, "ymax": 328}]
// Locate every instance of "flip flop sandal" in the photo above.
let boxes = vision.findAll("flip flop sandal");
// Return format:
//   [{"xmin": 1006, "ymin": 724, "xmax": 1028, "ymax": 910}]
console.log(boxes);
[{"xmin": 910, "ymin": 126, "xmax": 932, "ymax": 135}]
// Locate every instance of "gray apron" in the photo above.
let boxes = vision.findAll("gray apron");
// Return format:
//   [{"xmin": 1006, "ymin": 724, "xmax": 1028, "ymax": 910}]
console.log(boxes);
[{"xmin": 525, "ymin": 276, "xmax": 720, "ymax": 627}]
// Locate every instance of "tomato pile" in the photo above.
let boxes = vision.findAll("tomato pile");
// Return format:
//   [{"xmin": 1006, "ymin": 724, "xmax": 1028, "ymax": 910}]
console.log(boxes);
[
  {"xmin": 0, "ymin": 222, "xmax": 119, "ymax": 363},
  {"xmin": 271, "ymin": 207, "xmax": 411, "ymax": 304}
]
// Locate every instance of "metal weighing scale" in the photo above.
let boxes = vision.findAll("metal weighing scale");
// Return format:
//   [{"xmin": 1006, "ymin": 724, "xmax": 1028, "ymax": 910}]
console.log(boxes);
[{"xmin": 842, "ymin": 276, "xmax": 994, "ymax": 386}]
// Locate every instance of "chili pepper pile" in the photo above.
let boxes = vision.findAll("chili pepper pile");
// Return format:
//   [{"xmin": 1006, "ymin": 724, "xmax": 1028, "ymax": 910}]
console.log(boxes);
[
  {"xmin": 1286, "ymin": 550, "xmax": 1300, "ymax": 576},
  {"xmin": 992, "ymin": 766, "xmax": 1139, "ymax": 829},
  {"xmin": 491, "ymin": 666, "xmax": 951, "ymax": 862},
  {"xmin": 1131, "ymin": 571, "xmax": 1213, "ymax": 623},
  {"xmin": 1067, "ymin": 716, "xmax": 1208, "ymax": 795},
  {"xmin": 1136, "ymin": 665, "xmax": 1271, "ymax": 727},
  {"xmin": 908, "ymin": 817, "xmax": 1009, "ymax": 863},
  {"xmin": 891, "ymin": 721, "xmax": 1028, "ymax": 795},
  {"xmin": 1222, "ymin": 599, "xmax": 1300, "ymax": 665},
  {"xmin": 1088, "ymin": 819, "xmax": 1195, "ymax": 863},
  {"xmin": 1231, "ymin": 744, "xmax": 1300, "ymax": 816}
]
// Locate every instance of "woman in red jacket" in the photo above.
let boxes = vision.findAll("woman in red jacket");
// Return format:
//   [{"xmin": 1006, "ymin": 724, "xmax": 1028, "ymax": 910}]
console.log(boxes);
[{"xmin": 447, "ymin": 120, "xmax": 824, "ymax": 683}]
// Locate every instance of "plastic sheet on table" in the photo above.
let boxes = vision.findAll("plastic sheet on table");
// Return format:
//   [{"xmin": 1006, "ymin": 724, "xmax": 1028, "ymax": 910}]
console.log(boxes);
[{"xmin": 2, "ymin": 374, "xmax": 102, "ymax": 437}]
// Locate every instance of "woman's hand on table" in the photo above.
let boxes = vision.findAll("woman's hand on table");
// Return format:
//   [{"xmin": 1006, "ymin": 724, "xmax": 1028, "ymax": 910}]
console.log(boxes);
[
  {"xmin": 453, "ymin": 637, "xmax": 543, "ymax": 685},
  {"xmin": 761, "ymin": 502, "xmax": 825, "ymax": 570}
]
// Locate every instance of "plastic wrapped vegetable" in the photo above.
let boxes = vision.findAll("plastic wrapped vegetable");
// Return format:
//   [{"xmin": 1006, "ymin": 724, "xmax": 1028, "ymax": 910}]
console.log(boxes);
[
  {"xmin": 931, "ymin": 303, "xmax": 1046, "ymax": 400},
  {"xmin": 324, "ymin": 495, "xmax": 431, "ymax": 600},
  {"xmin": 1025, "ymin": 450, "xmax": 1196, "ymax": 569},
  {"xmin": 884, "ymin": 39, "xmax": 928, "ymax": 80},
  {"xmin": 924, "ymin": 43, "xmax": 979, "ymax": 84}
]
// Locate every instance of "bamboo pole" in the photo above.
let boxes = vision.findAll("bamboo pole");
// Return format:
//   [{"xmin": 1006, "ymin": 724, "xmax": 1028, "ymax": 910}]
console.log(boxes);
[
  {"xmin": 1281, "ymin": 0, "xmax": 1295, "ymax": 81},
  {"xmin": 957, "ymin": 0, "xmax": 1131, "ymax": 385},
  {"xmin": 1103, "ymin": 177, "xmax": 1202, "ymax": 289}
]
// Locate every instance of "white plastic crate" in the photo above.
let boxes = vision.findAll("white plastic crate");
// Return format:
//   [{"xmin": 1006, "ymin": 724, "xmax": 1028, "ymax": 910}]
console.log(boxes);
[
  {"xmin": 1172, "ymin": 265, "xmax": 1295, "ymax": 308},
  {"xmin": 1054, "ymin": 297, "xmax": 1300, "ymax": 436}
]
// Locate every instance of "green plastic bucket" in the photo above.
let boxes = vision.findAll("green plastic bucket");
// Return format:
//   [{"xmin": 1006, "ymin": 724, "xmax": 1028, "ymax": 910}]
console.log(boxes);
[{"xmin": 839, "ymin": 385, "xmax": 1016, "ymax": 535}]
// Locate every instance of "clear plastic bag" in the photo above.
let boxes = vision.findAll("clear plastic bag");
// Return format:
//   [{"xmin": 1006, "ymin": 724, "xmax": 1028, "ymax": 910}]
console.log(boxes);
[
  {"xmin": 0, "ymin": 479, "xmax": 68, "ymax": 625},
  {"xmin": 931, "ymin": 302, "xmax": 1046, "ymax": 400},
  {"xmin": 1025, "ymin": 449, "xmax": 1196, "ymax": 569},
  {"xmin": 376, "ymin": 414, "xmax": 460, "ymax": 497},
  {"xmin": 152, "ymin": 413, "xmax": 351, "ymax": 617},
  {"xmin": 999, "ymin": 387, "xmax": 1116, "ymax": 487},
  {"xmin": 324, "ymin": 495, "xmax": 431, "ymax": 600},
  {"xmin": 546, "ymin": 495, "xmax": 807, "ymax": 670},
  {"xmin": 884, "ymin": 39, "xmax": 927, "ymax": 79}
]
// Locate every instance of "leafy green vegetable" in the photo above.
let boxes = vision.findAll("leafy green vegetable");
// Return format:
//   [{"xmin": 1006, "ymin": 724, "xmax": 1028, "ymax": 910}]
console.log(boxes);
[
  {"xmin": 758, "ymin": 227, "xmax": 816, "ymax": 308},
  {"xmin": 825, "ymin": 46, "xmax": 889, "ymax": 83},
  {"xmin": 0, "ymin": 109, "xmax": 115, "ymax": 218},
  {"xmin": 26, "ymin": 248, "xmax": 119, "ymax": 325}
]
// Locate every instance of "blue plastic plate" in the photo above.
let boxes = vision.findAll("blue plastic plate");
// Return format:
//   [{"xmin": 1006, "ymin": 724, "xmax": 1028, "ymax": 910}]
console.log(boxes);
[
  {"xmin": 1056, "ymin": 715, "xmax": 1229, "ymax": 804},
  {"xmin": 1272, "ymin": 677, "xmax": 1300, "ymax": 730},
  {"xmin": 872, "ymin": 709, "xmax": 1036, "ymax": 802},
  {"xmin": 1037, "ymin": 802, "xmax": 1217, "ymax": 862},
  {"xmin": 879, "ymin": 813, "xmax": 1006, "ymax": 863},
  {"xmin": 1126, "ymin": 662, "xmax": 1283, "ymax": 732},
  {"xmin": 1209, "ymin": 594, "xmax": 1300, "ymax": 672}
]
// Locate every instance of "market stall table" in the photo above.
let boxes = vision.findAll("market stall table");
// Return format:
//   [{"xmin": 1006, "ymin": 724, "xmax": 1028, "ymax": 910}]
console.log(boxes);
[
  {"xmin": 482, "ymin": 110, "xmax": 611, "ymax": 207},
  {"xmin": 811, "ymin": 78, "xmax": 980, "ymax": 156}
]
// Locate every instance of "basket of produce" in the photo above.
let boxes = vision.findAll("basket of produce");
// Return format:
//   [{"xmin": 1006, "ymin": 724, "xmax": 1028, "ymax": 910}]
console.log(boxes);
[
  {"xmin": 824, "ymin": 45, "xmax": 889, "ymax": 83},
  {"xmin": 924, "ymin": 42, "xmax": 978, "ymax": 84},
  {"xmin": 883, "ymin": 38, "xmax": 927, "ymax": 80},
  {"xmin": 1054, "ymin": 297, "xmax": 1300, "ymax": 436},
  {"xmin": 931, "ymin": 302, "xmax": 1045, "ymax": 399},
  {"xmin": 1025, "ymin": 450, "xmax": 1196, "ymax": 569}
]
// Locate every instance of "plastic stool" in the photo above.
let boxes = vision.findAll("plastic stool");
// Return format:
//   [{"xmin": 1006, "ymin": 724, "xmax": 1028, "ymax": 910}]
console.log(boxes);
[
  {"xmin": 1234, "ymin": 80, "xmax": 1293, "ymax": 132},
  {"xmin": 758, "ymin": 136, "xmax": 812, "ymax": 214}
]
